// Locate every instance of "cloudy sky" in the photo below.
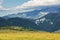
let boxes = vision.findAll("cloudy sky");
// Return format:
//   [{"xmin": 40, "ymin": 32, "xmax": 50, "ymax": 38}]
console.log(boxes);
[{"xmin": 0, "ymin": 0, "xmax": 60, "ymax": 16}]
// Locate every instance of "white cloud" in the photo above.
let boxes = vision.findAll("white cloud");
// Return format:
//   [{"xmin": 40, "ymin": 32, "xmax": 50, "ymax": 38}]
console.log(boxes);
[
  {"xmin": 0, "ymin": 0, "xmax": 3, "ymax": 4},
  {"xmin": 0, "ymin": 0, "xmax": 10, "ymax": 10},
  {"xmin": 0, "ymin": 6, "xmax": 2, "ymax": 8},
  {"xmin": 16, "ymin": 0, "xmax": 60, "ymax": 9},
  {"xmin": 0, "ymin": 0, "xmax": 3, "ymax": 8},
  {"xmin": 0, "ymin": 6, "xmax": 10, "ymax": 10}
]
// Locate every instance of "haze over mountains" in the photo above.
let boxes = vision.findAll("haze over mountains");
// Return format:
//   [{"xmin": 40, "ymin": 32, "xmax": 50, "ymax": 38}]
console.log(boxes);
[
  {"xmin": 0, "ymin": 5, "xmax": 60, "ymax": 32},
  {"xmin": 3, "ymin": 5, "xmax": 60, "ymax": 19}
]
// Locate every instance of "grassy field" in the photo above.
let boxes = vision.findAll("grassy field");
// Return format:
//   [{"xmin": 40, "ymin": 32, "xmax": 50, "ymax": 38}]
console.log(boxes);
[{"xmin": 0, "ymin": 30, "xmax": 60, "ymax": 40}]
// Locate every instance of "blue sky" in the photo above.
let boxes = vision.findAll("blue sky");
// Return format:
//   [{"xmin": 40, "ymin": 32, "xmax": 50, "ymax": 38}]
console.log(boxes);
[{"xmin": 2, "ymin": 0, "xmax": 29, "ymax": 8}]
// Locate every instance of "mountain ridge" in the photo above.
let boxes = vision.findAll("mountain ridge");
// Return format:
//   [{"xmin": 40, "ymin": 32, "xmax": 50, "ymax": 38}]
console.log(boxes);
[{"xmin": 0, "ymin": 5, "xmax": 60, "ymax": 32}]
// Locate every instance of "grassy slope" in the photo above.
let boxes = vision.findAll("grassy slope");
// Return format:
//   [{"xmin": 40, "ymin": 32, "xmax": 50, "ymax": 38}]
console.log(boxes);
[
  {"xmin": 0, "ymin": 30, "xmax": 60, "ymax": 40},
  {"xmin": 0, "ymin": 26, "xmax": 60, "ymax": 40}
]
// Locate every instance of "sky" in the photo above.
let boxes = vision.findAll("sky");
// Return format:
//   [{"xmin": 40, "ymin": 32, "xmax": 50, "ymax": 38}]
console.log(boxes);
[
  {"xmin": 0, "ymin": 0, "xmax": 30, "ymax": 16},
  {"xmin": 0, "ymin": 0, "xmax": 60, "ymax": 16},
  {"xmin": 2, "ymin": 0, "xmax": 29, "ymax": 8}
]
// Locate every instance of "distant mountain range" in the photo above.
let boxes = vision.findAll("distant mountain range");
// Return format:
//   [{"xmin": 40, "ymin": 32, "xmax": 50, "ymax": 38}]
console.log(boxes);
[{"xmin": 0, "ymin": 5, "xmax": 60, "ymax": 32}]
